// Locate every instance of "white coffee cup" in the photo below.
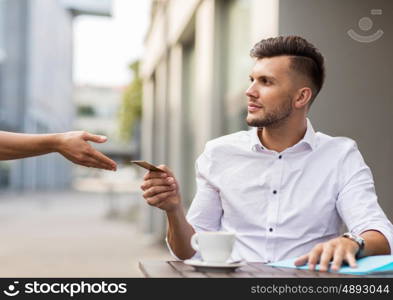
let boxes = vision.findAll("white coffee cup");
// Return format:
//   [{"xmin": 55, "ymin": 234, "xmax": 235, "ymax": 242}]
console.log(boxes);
[{"xmin": 190, "ymin": 231, "xmax": 236, "ymax": 263}]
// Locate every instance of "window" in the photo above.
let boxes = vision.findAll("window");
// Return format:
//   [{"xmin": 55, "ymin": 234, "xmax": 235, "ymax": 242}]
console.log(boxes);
[
  {"xmin": 222, "ymin": 0, "xmax": 252, "ymax": 134},
  {"xmin": 181, "ymin": 36, "xmax": 197, "ymax": 207}
]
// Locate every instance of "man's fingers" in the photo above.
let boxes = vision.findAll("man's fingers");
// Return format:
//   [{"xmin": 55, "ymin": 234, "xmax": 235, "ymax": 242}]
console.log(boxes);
[
  {"xmin": 89, "ymin": 149, "xmax": 117, "ymax": 170},
  {"xmin": 84, "ymin": 132, "xmax": 108, "ymax": 143},
  {"xmin": 143, "ymin": 185, "xmax": 176, "ymax": 198},
  {"xmin": 141, "ymin": 178, "xmax": 175, "ymax": 190},
  {"xmin": 294, "ymin": 239, "xmax": 359, "ymax": 274},
  {"xmin": 146, "ymin": 190, "xmax": 176, "ymax": 206},
  {"xmin": 345, "ymin": 253, "xmax": 358, "ymax": 268},
  {"xmin": 319, "ymin": 245, "xmax": 334, "ymax": 272},
  {"xmin": 143, "ymin": 165, "xmax": 175, "ymax": 185},
  {"xmin": 294, "ymin": 254, "xmax": 309, "ymax": 266},
  {"xmin": 331, "ymin": 248, "xmax": 345, "ymax": 272},
  {"xmin": 308, "ymin": 246, "xmax": 323, "ymax": 270},
  {"xmin": 158, "ymin": 165, "xmax": 175, "ymax": 178},
  {"xmin": 144, "ymin": 171, "xmax": 168, "ymax": 180}
]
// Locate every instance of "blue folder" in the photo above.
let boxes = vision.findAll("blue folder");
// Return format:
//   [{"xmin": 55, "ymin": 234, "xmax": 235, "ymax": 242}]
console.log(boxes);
[{"xmin": 267, "ymin": 255, "xmax": 393, "ymax": 275}]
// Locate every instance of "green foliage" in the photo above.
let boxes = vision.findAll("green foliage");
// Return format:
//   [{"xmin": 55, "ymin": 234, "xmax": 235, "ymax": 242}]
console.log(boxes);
[
  {"xmin": 118, "ymin": 60, "xmax": 142, "ymax": 141},
  {"xmin": 77, "ymin": 105, "xmax": 95, "ymax": 117}
]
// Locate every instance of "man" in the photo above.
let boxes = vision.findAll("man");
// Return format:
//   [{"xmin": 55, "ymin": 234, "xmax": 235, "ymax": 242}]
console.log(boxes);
[
  {"xmin": 0, "ymin": 130, "xmax": 117, "ymax": 171},
  {"xmin": 140, "ymin": 36, "xmax": 393, "ymax": 272}
]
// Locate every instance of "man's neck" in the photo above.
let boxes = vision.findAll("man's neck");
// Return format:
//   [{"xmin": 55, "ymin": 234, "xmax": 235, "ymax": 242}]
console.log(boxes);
[{"xmin": 258, "ymin": 116, "xmax": 308, "ymax": 153}]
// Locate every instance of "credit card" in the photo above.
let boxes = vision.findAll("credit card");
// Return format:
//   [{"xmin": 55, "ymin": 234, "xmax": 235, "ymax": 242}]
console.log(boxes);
[{"xmin": 131, "ymin": 160, "xmax": 165, "ymax": 172}]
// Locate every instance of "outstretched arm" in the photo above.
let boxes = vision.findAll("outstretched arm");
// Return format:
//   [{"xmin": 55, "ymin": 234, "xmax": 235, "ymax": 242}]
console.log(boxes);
[
  {"xmin": 0, "ymin": 130, "xmax": 117, "ymax": 171},
  {"xmin": 141, "ymin": 165, "xmax": 196, "ymax": 259}
]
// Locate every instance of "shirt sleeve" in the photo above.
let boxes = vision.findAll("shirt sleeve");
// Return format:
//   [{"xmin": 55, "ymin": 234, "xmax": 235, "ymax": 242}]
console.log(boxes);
[
  {"xmin": 186, "ymin": 146, "xmax": 223, "ymax": 232},
  {"xmin": 336, "ymin": 141, "xmax": 393, "ymax": 253},
  {"xmin": 166, "ymin": 144, "xmax": 223, "ymax": 260}
]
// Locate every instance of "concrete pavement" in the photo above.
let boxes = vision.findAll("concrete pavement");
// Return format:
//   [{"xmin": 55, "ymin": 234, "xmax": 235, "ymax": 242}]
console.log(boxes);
[{"xmin": 0, "ymin": 191, "xmax": 171, "ymax": 277}]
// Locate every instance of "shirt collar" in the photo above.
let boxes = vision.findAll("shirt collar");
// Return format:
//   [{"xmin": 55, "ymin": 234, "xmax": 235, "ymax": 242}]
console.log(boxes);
[
  {"xmin": 249, "ymin": 118, "xmax": 316, "ymax": 152},
  {"xmin": 302, "ymin": 118, "xmax": 316, "ymax": 150}
]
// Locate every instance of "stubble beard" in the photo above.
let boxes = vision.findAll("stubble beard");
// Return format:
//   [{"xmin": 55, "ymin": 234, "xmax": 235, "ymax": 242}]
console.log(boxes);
[{"xmin": 246, "ymin": 97, "xmax": 293, "ymax": 128}]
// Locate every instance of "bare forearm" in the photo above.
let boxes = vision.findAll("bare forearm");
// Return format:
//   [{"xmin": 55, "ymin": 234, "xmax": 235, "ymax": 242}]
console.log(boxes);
[
  {"xmin": 0, "ymin": 131, "xmax": 60, "ymax": 160},
  {"xmin": 166, "ymin": 206, "xmax": 196, "ymax": 260},
  {"xmin": 360, "ymin": 230, "xmax": 391, "ymax": 257},
  {"xmin": 140, "ymin": 165, "xmax": 196, "ymax": 259}
]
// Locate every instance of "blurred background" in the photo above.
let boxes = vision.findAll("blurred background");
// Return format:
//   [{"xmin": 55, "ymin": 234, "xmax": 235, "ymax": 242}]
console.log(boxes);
[
  {"xmin": 0, "ymin": 0, "xmax": 392, "ymax": 277},
  {"xmin": 0, "ymin": 0, "xmax": 171, "ymax": 277}
]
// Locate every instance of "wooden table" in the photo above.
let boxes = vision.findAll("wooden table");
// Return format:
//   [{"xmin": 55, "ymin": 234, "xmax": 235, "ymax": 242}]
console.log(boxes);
[{"xmin": 139, "ymin": 261, "xmax": 393, "ymax": 278}]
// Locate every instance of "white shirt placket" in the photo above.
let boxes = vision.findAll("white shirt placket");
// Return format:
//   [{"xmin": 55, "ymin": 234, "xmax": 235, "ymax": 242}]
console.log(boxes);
[{"xmin": 264, "ymin": 153, "xmax": 285, "ymax": 262}]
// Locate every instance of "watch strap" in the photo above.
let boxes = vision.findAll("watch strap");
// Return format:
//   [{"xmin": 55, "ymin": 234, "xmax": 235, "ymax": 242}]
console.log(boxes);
[{"xmin": 342, "ymin": 232, "xmax": 365, "ymax": 258}]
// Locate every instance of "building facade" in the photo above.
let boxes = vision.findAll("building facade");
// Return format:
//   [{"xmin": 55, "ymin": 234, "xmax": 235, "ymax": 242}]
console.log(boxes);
[{"xmin": 141, "ymin": 0, "xmax": 393, "ymax": 241}]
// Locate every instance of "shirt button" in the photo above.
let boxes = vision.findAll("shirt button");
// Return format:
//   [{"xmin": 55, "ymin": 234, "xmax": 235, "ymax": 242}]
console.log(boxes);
[
  {"xmin": 273, "ymin": 190, "xmax": 277, "ymax": 194},
  {"xmin": 269, "ymin": 228, "xmax": 273, "ymax": 232},
  {"xmin": 278, "ymin": 155, "xmax": 282, "ymax": 159}
]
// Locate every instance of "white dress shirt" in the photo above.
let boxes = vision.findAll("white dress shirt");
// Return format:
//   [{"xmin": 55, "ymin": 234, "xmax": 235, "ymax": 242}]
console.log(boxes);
[{"xmin": 168, "ymin": 119, "xmax": 393, "ymax": 262}]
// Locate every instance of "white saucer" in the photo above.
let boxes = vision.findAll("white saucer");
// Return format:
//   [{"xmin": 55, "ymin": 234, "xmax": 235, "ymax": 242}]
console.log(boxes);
[{"xmin": 184, "ymin": 259, "xmax": 245, "ymax": 271}]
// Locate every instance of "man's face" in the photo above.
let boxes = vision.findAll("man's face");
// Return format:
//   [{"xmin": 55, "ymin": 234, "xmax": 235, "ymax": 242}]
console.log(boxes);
[{"xmin": 245, "ymin": 56, "xmax": 298, "ymax": 128}]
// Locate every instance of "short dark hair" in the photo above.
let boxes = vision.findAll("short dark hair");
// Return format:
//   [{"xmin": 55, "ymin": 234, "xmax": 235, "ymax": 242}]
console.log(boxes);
[{"xmin": 250, "ymin": 36, "xmax": 325, "ymax": 106}]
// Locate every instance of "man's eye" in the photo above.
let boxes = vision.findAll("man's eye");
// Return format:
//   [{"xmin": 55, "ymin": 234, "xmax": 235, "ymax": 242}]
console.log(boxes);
[{"xmin": 261, "ymin": 78, "xmax": 271, "ymax": 85}]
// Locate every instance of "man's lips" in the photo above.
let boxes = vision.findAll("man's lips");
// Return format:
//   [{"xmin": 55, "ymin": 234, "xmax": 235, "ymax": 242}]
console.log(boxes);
[{"xmin": 248, "ymin": 103, "xmax": 263, "ymax": 112}]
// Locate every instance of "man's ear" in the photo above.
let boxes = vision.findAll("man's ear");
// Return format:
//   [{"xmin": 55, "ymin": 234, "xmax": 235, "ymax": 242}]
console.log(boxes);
[{"xmin": 294, "ymin": 87, "xmax": 313, "ymax": 109}]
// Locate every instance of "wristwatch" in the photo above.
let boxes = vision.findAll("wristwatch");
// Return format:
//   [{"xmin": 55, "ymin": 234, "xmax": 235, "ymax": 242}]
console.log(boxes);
[{"xmin": 342, "ymin": 232, "xmax": 365, "ymax": 258}]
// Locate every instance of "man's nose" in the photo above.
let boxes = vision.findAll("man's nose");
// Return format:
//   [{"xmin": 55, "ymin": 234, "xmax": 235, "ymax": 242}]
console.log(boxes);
[{"xmin": 245, "ymin": 83, "xmax": 258, "ymax": 98}]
